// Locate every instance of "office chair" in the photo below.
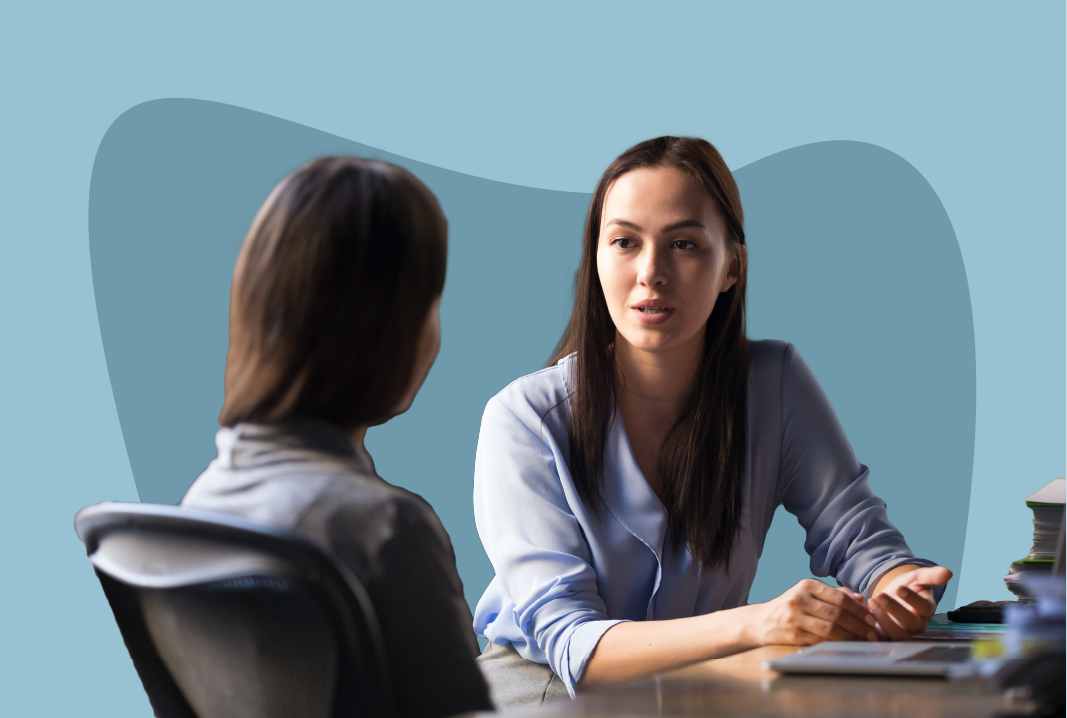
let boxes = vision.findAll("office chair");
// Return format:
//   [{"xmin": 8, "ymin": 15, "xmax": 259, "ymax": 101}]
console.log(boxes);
[{"xmin": 74, "ymin": 502, "xmax": 397, "ymax": 718}]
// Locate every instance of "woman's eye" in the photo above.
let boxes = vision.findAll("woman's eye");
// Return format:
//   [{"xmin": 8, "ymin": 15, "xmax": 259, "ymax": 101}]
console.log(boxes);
[
  {"xmin": 611, "ymin": 237, "xmax": 635, "ymax": 249},
  {"xmin": 672, "ymin": 239, "xmax": 697, "ymax": 250}
]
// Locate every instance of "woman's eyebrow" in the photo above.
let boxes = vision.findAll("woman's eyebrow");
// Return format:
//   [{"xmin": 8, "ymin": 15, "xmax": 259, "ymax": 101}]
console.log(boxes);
[
  {"xmin": 660, "ymin": 219, "xmax": 706, "ymax": 232},
  {"xmin": 603, "ymin": 218, "xmax": 706, "ymax": 233},
  {"xmin": 604, "ymin": 218, "xmax": 643, "ymax": 231}
]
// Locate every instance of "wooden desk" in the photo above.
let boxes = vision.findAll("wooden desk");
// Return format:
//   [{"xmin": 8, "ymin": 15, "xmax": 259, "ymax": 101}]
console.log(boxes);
[{"xmin": 518, "ymin": 646, "xmax": 1037, "ymax": 717}]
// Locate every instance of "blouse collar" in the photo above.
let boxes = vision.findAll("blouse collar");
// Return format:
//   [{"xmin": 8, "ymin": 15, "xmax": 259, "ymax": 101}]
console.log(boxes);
[
  {"xmin": 558, "ymin": 351, "xmax": 670, "ymax": 561},
  {"xmin": 600, "ymin": 400, "xmax": 670, "ymax": 562}
]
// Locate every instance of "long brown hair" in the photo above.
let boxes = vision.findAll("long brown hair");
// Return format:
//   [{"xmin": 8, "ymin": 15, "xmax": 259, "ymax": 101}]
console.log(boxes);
[
  {"xmin": 219, "ymin": 156, "xmax": 447, "ymax": 430},
  {"xmin": 551, "ymin": 137, "xmax": 749, "ymax": 573}
]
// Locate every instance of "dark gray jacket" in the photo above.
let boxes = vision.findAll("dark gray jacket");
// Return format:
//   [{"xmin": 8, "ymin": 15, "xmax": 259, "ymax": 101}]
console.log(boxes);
[{"xmin": 182, "ymin": 417, "xmax": 492, "ymax": 718}]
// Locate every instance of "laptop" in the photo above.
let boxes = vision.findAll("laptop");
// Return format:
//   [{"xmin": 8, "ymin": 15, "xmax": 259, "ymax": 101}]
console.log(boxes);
[{"xmin": 763, "ymin": 641, "xmax": 973, "ymax": 677}]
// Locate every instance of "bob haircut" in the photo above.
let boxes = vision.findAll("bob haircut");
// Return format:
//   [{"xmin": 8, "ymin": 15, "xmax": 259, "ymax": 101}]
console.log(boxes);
[
  {"xmin": 219, "ymin": 156, "xmax": 447, "ymax": 430},
  {"xmin": 551, "ymin": 136, "xmax": 748, "ymax": 573}
]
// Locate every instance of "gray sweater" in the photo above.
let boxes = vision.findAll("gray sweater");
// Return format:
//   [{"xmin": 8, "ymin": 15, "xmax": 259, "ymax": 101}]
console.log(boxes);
[{"xmin": 182, "ymin": 417, "xmax": 492, "ymax": 718}]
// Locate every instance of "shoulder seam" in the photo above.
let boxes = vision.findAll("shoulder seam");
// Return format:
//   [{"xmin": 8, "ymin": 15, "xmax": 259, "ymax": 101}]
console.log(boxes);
[
  {"xmin": 496, "ymin": 363, "xmax": 564, "ymax": 394},
  {"xmin": 292, "ymin": 469, "xmax": 425, "ymax": 533},
  {"xmin": 490, "ymin": 395, "xmax": 554, "ymax": 448}
]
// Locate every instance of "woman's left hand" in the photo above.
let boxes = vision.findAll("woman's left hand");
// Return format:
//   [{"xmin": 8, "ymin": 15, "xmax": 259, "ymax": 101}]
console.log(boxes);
[{"xmin": 868, "ymin": 566, "xmax": 953, "ymax": 640}]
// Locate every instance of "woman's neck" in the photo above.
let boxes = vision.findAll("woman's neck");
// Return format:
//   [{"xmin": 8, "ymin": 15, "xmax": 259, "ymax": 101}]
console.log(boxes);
[
  {"xmin": 614, "ymin": 331, "xmax": 703, "ymax": 404},
  {"xmin": 350, "ymin": 425, "xmax": 368, "ymax": 452},
  {"xmin": 613, "ymin": 331, "xmax": 703, "ymax": 498}
]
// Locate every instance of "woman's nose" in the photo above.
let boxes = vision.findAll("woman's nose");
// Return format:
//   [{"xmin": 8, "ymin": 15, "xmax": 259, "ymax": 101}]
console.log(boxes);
[{"xmin": 636, "ymin": 246, "xmax": 667, "ymax": 287}]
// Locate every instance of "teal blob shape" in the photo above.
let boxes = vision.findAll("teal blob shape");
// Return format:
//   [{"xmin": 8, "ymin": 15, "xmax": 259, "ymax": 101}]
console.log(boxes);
[
  {"xmin": 89, "ymin": 99, "xmax": 588, "ymax": 607},
  {"xmin": 90, "ymin": 100, "xmax": 973, "ymax": 611},
  {"xmin": 738, "ymin": 142, "xmax": 975, "ymax": 612}
]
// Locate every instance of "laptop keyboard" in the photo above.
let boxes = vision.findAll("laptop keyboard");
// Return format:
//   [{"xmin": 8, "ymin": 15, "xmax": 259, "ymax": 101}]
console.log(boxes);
[{"xmin": 905, "ymin": 646, "xmax": 971, "ymax": 663}]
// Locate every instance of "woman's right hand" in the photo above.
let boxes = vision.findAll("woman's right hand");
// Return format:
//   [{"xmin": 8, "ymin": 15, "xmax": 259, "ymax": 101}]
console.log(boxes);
[{"xmin": 745, "ymin": 579, "xmax": 879, "ymax": 646}]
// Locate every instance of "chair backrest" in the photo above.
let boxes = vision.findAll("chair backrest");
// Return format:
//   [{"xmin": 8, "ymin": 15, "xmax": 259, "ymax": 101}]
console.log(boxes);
[{"xmin": 75, "ymin": 502, "xmax": 397, "ymax": 718}]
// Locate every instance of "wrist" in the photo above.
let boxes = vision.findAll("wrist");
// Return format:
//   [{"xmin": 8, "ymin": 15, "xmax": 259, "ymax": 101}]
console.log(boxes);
[
  {"xmin": 729, "ymin": 603, "xmax": 764, "ymax": 651},
  {"xmin": 870, "ymin": 563, "xmax": 922, "ymax": 598}
]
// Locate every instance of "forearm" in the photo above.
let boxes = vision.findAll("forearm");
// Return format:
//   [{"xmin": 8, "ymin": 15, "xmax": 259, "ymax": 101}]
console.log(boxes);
[{"xmin": 576, "ymin": 604, "xmax": 758, "ymax": 691}]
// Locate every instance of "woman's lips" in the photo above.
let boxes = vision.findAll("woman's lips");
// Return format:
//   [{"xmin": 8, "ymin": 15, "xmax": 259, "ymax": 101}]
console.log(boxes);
[{"xmin": 632, "ymin": 305, "xmax": 675, "ymax": 325}]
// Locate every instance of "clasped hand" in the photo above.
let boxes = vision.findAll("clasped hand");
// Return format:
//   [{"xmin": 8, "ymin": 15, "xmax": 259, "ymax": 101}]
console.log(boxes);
[
  {"xmin": 748, "ymin": 567, "xmax": 952, "ymax": 646},
  {"xmin": 867, "ymin": 566, "xmax": 953, "ymax": 641}
]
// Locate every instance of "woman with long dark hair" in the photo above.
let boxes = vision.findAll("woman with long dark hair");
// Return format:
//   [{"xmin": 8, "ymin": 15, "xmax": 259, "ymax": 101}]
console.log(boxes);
[
  {"xmin": 182, "ymin": 157, "xmax": 491, "ymax": 718},
  {"xmin": 472, "ymin": 137, "xmax": 950, "ymax": 706}
]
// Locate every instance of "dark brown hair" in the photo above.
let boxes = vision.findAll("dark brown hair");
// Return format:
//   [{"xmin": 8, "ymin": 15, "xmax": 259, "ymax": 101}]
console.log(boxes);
[
  {"xmin": 551, "ymin": 136, "xmax": 749, "ymax": 573},
  {"xmin": 219, "ymin": 156, "xmax": 447, "ymax": 430}
]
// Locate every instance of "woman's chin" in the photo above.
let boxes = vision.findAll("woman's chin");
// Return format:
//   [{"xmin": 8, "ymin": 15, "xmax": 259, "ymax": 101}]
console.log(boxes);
[
  {"xmin": 616, "ymin": 323, "xmax": 706, "ymax": 358},
  {"xmin": 619, "ymin": 333, "xmax": 681, "ymax": 356}
]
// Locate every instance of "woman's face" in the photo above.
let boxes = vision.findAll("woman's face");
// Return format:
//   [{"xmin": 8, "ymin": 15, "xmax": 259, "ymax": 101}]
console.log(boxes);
[{"xmin": 597, "ymin": 165, "xmax": 740, "ymax": 357}]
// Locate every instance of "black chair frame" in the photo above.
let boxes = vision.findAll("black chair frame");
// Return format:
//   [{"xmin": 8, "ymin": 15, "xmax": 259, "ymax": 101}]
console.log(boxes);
[{"xmin": 75, "ymin": 501, "xmax": 397, "ymax": 718}]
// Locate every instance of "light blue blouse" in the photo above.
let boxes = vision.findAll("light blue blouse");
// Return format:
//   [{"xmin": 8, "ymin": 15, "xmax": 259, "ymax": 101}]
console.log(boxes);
[{"xmin": 472, "ymin": 340, "xmax": 941, "ymax": 695}]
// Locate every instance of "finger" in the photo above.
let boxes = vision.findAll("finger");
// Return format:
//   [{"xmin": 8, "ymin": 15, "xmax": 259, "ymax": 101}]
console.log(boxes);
[
  {"xmin": 880, "ymin": 594, "xmax": 925, "ymax": 633},
  {"xmin": 871, "ymin": 620, "xmax": 888, "ymax": 640},
  {"xmin": 865, "ymin": 611, "xmax": 890, "ymax": 640},
  {"xmin": 894, "ymin": 585, "xmax": 937, "ymax": 619},
  {"xmin": 809, "ymin": 581, "xmax": 874, "ymax": 624},
  {"xmin": 873, "ymin": 594, "xmax": 923, "ymax": 636},
  {"xmin": 797, "ymin": 615, "xmax": 861, "ymax": 642},
  {"xmin": 839, "ymin": 587, "xmax": 867, "ymax": 606},
  {"xmin": 870, "ymin": 596, "xmax": 908, "ymax": 640},
  {"xmin": 793, "ymin": 631, "xmax": 823, "ymax": 648},
  {"xmin": 801, "ymin": 596, "xmax": 878, "ymax": 641},
  {"xmin": 777, "ymin": 627, "xmax": 825, "ymax": 647}
]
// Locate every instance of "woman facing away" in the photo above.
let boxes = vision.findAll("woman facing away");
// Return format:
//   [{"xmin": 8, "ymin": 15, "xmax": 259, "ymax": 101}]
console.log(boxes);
[
  {"xmin": 181, "ymin": 157, "xmax": 491, "ymax": 718},
  {"xmin": 472, "ymin": 137, "xmax": 952, "ymax": 706}
]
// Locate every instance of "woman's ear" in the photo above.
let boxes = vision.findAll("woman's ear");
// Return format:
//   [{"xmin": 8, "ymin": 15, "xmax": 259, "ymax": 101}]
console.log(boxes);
[{"xmin": 720, "ymin": 244, "xmax": 746, "ymax": 293}]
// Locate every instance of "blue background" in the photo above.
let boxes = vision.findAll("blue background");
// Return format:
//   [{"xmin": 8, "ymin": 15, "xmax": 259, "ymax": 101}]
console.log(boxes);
[{"xmin": 0, "ymin": 3, "xmax": 1063, "ymax": 715}]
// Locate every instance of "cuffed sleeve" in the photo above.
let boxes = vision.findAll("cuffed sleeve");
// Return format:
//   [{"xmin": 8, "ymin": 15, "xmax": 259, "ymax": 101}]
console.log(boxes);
[{"xmin": 473, "ymin": 393, "xmax": 622, "ymax": 694}]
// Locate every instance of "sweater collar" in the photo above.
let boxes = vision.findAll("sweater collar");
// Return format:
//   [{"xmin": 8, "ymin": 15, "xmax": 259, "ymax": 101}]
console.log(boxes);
[{"xmin": 214, "ymin": 416, "xmax": 376, "ymax": 476}]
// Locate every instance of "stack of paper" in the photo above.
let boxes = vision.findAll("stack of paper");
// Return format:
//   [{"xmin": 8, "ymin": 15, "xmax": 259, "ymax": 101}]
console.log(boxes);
[{"xmin": 1004, "ymin": 478, "xmax": 1065, "ymax": 600}]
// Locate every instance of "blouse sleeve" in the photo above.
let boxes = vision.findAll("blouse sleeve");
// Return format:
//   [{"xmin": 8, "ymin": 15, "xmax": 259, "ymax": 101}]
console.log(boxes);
[
  {"xmin": 473, "ymin": 393, "xmax": 627, "ymax": 695},
  {"xmin": 776, "ymin": 344, "xmax": 945, "ymax": 602}
]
